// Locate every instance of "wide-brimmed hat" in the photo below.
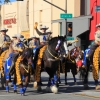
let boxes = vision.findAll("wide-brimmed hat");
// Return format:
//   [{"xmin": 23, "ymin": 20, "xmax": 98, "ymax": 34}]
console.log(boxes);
[
  {"xmin": 31, "ymin": 35, "xmax": 37, "ymax": 38},
  {"xmin": 46, "ymin": 30, "xmax": 52, "ymax": 34},
  {"xmin": 0, "ymin": 28, "xmax": 8, "ymax": 32},
  {"xmin": 96, "ymin": 23, "xmax": 100, "ymax": 28},
  {"xmin": 12, "ymin": 34, "xmax": 17, "ymax": 38},
  {"xmin": 40, "ymin": 25, "xmax": 49, "ymax": 30},
  {"xmin": 16, "ymin": 34, "xmax": 24, "ymax": 41}
]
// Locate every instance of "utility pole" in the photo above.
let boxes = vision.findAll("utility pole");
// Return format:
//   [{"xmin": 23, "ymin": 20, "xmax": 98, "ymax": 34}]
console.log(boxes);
[
  {"xmin": 43, "ymin": 0, "xmax": 67, "ymax": 37},
  {"xmin": 65, "ymin": 0, "xmax": 67, "ymax": 37}
]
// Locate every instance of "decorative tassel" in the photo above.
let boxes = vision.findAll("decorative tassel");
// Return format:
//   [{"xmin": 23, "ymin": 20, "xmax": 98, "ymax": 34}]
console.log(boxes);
[
  {"xmin": 35, "ymin": 45, "xmax": 47, "ymax": 82},
  {"xmin": 93, "ymin": 46, "xmax": 100, "ymax": 80},
  {"xmin": 15, "ymin": 55, "xmax": 22, "ymax": 85},
  {"xmin": 0, "ymin": 50, "xmax": 8, "ymax": 71}
]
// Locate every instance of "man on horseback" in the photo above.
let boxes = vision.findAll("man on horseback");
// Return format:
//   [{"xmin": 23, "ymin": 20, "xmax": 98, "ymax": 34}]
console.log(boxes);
[
  {"xmin": 29, "ymin": 35, "xmax": 39, "ymax": 49},
  {"xmin": 8, "ymin": 34, "xmax": 25, "ymax": 75},
  {"xmin": 88, "ymin": 23, "xmax": 100, "ymax": 65},
  {"xmin": 34, "ymin": 22, "xmax": 51, "ymax": 82},
  {"xmin": 0, "ymin": 28, "xmax": 11, "ymax": 52},
  {"xmin": 46, "ymin": 30, "xmax": 52, "ymax": 41}
]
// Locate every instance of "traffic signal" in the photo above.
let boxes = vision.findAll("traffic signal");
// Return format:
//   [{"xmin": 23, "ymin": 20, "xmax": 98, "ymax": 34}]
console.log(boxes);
[{"xmin": 66, "ymin": 22, "xmax": 72, "ymax": 37}]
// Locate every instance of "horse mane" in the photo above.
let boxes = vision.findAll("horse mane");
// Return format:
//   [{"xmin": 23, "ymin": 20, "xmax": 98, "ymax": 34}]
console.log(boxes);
[{"xmin": 22, "ymin": 48, "xmax": 33, "ymax": 59}]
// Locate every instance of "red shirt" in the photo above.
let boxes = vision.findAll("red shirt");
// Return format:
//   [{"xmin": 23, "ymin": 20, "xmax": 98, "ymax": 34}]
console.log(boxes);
[{"xmin": 76, "ymin": 60, "xmax": 82, "ymax": 67}]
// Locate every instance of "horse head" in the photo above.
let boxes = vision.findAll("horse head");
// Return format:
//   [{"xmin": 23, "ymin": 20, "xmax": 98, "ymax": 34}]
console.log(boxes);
[{"xmin": 47, "ymin": 35, "xmax": 66, "ymax": 58}]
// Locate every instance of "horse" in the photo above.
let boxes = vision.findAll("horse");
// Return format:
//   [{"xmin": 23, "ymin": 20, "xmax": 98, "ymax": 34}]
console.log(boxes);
[
  {"xmin": 57, "ymin": 46, "xmax": 84, "ymax": 85},
  {"xmin": 33, "ymin": 35, "xmax": 66, "ymax": 93},
  {"xmin": 0, "ymin": 43, "xmax": 18, "ymax": 93},
  {"xmin": 17, "ymin": 48, "xmax": 34, "ymax": 95},
  {"xmin": 80, "ymin": 46, "xmax": 100, "ymax": 90}
]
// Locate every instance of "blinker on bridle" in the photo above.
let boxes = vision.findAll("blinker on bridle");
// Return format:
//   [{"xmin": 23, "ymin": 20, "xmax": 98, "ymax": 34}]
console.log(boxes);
[{"xmin": 55, "ymin": 40, "xmax": 61, "ymax": 50}]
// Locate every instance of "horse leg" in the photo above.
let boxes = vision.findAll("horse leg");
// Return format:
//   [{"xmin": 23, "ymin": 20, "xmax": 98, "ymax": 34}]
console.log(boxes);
[
  {"xmin": 13, "ymin": 73, "xmax": 17, "ymax": 93},
  {"xmin": 72, "ymin": 72, "xmax": 77, "ymax": 85},
  {"xmin": 1, "ymin": 74, "xmax": 5, "ymax": 88},
  {"xmin": 65, "ymin": 67, "xmax": 68, "ymax": 85},
  {"xmin": 5, "ymin": 80, "xmax": 9, "ymax": 93},
  {"xmin": 23, "ymin": 75, "xmax": 29, "ymax": 94},
  {"xmin": 54, "ymin": 74, "xmax": 59, "ymax": 87}
]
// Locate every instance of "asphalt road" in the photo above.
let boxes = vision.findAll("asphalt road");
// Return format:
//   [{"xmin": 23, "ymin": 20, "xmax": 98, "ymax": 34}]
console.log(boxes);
[{"xmin": 0, "ymin": 72, "xmax": 100, "ymax": 100}]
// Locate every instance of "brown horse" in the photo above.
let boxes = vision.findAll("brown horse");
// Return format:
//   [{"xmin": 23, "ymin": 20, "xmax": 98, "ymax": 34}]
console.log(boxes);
[
  {"xmin": 57, "ymin": 46, "xmax": 84, "ymax": 85},
  {"xmin": 0, "ymin": 43, "xmax": 18, "ymax": 93}
]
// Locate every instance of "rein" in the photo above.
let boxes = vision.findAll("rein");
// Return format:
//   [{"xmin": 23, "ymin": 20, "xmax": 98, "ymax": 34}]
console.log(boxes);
[{"xmin": 47, "ymin": 46, "xmax": 60, "ymax": 60}]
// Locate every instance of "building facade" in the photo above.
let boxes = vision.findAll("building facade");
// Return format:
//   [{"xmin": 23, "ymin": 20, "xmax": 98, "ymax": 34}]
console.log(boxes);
[
  {"xmin": 0, "ymin": 0, "xmax": 30, "ymax": 38},
  {"xmin": 0, "ymin": 0, "xmax": 93, "ymax": 50}
]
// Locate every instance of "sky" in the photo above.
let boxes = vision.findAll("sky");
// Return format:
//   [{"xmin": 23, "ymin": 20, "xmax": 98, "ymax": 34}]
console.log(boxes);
[{"xmin": 0, "ymin": 0, "xmax": 17, "ymax": 5}]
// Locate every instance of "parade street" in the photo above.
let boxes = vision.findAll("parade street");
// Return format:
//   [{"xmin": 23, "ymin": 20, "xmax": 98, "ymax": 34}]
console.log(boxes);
[{"xmin": 0, "ymin": 72, "xmax": 100, "ymax": 100}]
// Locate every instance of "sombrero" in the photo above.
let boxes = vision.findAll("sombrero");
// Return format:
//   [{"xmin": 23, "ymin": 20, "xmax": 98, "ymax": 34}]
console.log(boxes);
[
  {"xmin": 12, "ymin": 34, "xmax": 17, "ymax": 38},
  {"xmin": 0, "ymin": 28, "xmax": 8, "ymax": 32},
  {"xmin": 46, "ymin": 30, "xmax": 52, "ymax": 34},
  {"xmin": 40, "ymin": 25, "xmax": 49, "ymax": 30}
]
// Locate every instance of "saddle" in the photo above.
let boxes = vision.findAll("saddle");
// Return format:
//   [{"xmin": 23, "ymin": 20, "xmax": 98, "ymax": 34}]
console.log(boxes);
[{"xmin": 8, "ymin": 53, "xmax": 19, "ymax": 75}]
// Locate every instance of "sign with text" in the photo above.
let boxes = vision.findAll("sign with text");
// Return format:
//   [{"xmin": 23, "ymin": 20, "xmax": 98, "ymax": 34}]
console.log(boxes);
[
  {"xmin": 60, "ymin": 13, "xmax": 73, "ymax": 19},
  {"xmin": 3, "ymin": 18, "xmax": 16, "ymax": 25}
]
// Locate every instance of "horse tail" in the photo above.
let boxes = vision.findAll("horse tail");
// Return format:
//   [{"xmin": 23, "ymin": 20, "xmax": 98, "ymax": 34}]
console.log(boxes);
[{"xmin": 92, "ymin": 46, "xmax": 100, "ymax": 80}]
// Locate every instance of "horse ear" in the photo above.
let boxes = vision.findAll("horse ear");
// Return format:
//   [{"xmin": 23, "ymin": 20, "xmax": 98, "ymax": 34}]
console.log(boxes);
[{"xmin": 58, "ymin": 35, "xmax": 59, "ymax": 37}]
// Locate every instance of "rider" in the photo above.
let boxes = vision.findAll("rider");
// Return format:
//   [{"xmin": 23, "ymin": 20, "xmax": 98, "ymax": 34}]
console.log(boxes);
[
  {"xmin": 88, "ymin": 23, "xmax": 100, "ymax": 65},
  {"xmin": 8, "ymin": 34, "xmax": 25, "ymax": 75},
  {"xmin": 0, "ymin": 28, "xmax": 11, "ymax": 52},
  {"xmin": 34, "ymin": 22, "xmax": 51, "ymax": 82},
  {"xmin": 29, "ymin": 35, "xmax": 39, "ymax": 49},
  {"xmin": 46, "ymin": 30, "xmax": 52, "ymax": 41}
]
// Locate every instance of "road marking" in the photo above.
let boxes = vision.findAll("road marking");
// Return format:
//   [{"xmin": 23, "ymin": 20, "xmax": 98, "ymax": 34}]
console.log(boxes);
[{"xmin": 72, "ymin": 93, "xmax": 100, "ymax": 99}]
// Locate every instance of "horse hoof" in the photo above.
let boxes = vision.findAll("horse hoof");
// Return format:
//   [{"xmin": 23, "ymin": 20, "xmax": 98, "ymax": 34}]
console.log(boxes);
[
  {"xmin": 65, "ymin": 82, "xmax": 68, "ymax": 85},
  {"xmin": 33, "ymin": 82, "xmax": 37, "ymax": 88},
  {"xmin": 46, "ymin": 86, "xmax": 51, "ymax": 93},
  {"xmin": 84, "ymin": 84, "xmax": 89, "ymax": 90},
  {"xmin": 14, "ymin": 90, "xmax": 17, "ymax": 93},
  {"xmin": 95, "ymin": 85, "xmax": 100, "ymax": 90},
  {"xmin": 50, "ymin": 85, "xmax": 58, "ymax": 94},
  {"xmin": 6, "ymin": 91, "xmax": 9, "ymax": 93},
  {"xmin": 37, "ymin": 86, "xmax": 42, "ymax": 92}
]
